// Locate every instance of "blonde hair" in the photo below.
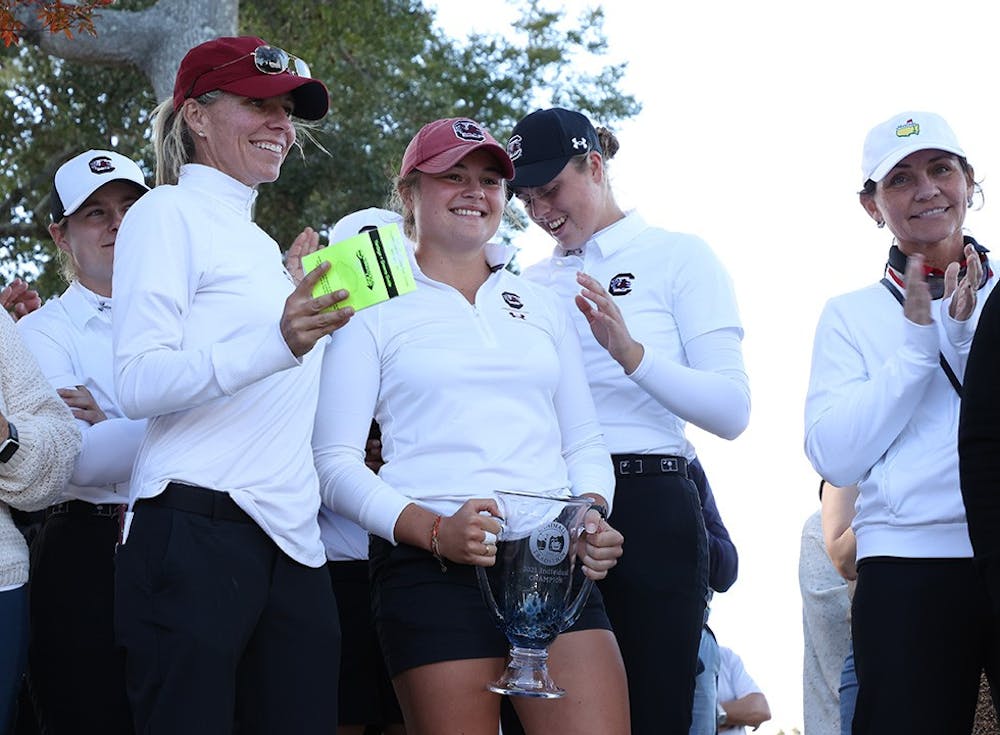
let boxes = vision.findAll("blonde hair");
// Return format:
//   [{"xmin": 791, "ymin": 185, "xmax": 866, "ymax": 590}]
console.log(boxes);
[
  {"xmin": 50, "ymin": 221, "xmax": 76, "ymax": 284},
  {"xmin": 569, "ymin": 125, "xmax": 620, "ymax": 176},
  {"xmin": 152, "ymin": 91, "xmax": 221, "ymax": 186},
  {"xmin": 388, "ymin": 171, "xmax": 421, "ymax": 240}
]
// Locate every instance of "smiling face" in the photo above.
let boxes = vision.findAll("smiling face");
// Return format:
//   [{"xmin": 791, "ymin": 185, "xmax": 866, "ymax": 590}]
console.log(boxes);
[
  {"xmin": 513, "ymin": 152, "xmax": 610, "ymax": 248},
  {"xmin": 406, "ymin": 149, "xmax": 506, "ymax": 251},
  {"xmin": 861, "ymin": 148, "xmax": 974, "ymax": 267},
  {"xmin": 48, "ymin": 179, "xmax": 145, "ymax": 297},
  {"xmin": 184, "ymin": 91, "xmax": 296, "ymax": 187}
]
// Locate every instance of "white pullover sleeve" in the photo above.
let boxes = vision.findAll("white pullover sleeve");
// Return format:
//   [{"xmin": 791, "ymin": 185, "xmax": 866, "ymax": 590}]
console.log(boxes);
[
  {"xmin": 111, "ymin": 190, "xmax": 299, "ymax": 419},
  {"xmin": 804, "ymin": 299, "xmax": 939, "ymax": 486},
  {"xmin": 312, "ymin": 320, "xmax": 412, "ymax": 544},
  {"xmin": 628, "ymin": 327, "xmax": 750, "ymax": 440}
]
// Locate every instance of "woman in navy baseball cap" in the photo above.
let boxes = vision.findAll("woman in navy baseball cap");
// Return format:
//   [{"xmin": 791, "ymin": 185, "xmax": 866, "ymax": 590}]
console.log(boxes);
[{"xmin": 507, "ymin": 108, "xmax": 751, "ymax": 735}]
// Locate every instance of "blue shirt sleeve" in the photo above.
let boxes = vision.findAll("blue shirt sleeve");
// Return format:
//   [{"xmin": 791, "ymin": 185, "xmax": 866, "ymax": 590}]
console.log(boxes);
[{"xmin": 689, "ymin": 457, "xmax": 738, "ymax": 592}]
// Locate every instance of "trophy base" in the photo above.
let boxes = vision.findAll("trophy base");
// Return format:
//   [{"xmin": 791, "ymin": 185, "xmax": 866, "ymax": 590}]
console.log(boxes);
[{"xmin": 488, "ymin": 646, "xmax": 565, "ymax": 699}]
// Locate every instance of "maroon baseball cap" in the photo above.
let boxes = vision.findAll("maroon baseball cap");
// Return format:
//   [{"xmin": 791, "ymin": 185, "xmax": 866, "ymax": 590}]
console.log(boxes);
[
  {"xmin": 172, "ymin": 36, "xmax": 329, "ymax": 121},
  {"xmin": 400, "ymin": 118, "xmax": 514, "ymax": 179}
]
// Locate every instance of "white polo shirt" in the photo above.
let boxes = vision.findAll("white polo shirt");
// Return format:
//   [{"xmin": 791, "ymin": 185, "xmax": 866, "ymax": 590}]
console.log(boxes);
[
  {"xmin": 18, "ymin": 281, "xmax": 145, "ymax": 505},
  {"xmin": 313, "ymin": 242, "xmax": 614, "ymax": 545},
  {"xmin": 717, "ymin": 645, "xmax": 764, "ymax": 735},
  {"xmin": 523, "ymin": 210, "xmax": 747, "ymax": 457},
  {"xmin": 112, "ymin": 164, "xmax": 327, "ymax": 567}
]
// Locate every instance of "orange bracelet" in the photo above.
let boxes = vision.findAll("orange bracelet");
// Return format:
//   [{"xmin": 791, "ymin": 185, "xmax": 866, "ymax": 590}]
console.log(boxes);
[{"xmin": 430, "ymin": 514, "xmax": 447, "ymax": 572}]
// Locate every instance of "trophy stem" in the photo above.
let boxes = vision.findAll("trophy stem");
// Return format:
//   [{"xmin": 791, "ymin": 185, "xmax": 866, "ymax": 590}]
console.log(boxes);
[{"xmin": 488, "ymin": 646, "xmax": 565, "ymax": 699}]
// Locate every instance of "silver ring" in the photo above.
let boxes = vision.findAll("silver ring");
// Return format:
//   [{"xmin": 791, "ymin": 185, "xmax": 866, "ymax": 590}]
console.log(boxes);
[{"xmin": 483, "ymin": 530, "xmax": 498, "ymax": 546}]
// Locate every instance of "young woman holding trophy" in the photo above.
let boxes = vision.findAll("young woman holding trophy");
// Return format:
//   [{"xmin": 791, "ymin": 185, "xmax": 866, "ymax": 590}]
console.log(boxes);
[{"xmin": 313, "ymin": 118, "xmax": 629, "ymax": 735}]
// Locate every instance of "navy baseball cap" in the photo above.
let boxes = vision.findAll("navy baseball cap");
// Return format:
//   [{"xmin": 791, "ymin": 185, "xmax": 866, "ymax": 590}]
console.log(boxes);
[{"xmin": 506, "ymin": 108, "xmax": 603, "ymax": 188}]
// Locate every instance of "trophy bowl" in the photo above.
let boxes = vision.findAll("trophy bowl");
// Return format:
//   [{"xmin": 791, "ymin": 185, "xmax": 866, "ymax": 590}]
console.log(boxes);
[{"xmin": 476, "ymin": 489, "xmax": 595, "ymax": 698}]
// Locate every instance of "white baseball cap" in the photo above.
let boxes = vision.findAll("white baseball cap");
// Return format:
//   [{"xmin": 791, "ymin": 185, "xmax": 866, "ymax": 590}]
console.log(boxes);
[
  {"xmin": 51, "ymin": 149, "xmax": 149, "ymax": 222},
  {"xmin": 861, "ymin": 111, "xmax": 966, "ymax": 186},
  {"xmin": 330, "ymin": 207, "xmax": 405, "ymax": 244}
]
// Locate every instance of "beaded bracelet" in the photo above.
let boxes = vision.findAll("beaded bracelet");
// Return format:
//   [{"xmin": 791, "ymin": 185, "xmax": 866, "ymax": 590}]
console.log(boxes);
[{"xmin": 430, "ymin": 514, "xmax": 447, "ymax": 572}]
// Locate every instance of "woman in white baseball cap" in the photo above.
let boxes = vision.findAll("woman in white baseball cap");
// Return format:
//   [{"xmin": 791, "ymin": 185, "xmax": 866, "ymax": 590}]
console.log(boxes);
[
  {"xmin": 805, "ymin": 110, "xmax": 999, "ymax": 733},
  {"xmin": 16, "ymin": 148, "xmax": 148, "ymax": 734}
]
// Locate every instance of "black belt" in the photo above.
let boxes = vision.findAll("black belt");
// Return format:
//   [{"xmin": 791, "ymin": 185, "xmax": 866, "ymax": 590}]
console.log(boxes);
[
  {"xmin": 46, "ymin": 500, "xmax": 125, "ymax": 519},
  {"xmin": 612, "ymin": 454, "xmax": 688, "ymax": 479},
  {"xmin": 139, "ymin": 482, "xmax": 253, "ymax": 524}
]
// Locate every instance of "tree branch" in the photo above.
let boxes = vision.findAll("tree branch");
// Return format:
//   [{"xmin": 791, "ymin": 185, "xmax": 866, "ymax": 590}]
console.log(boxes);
[{"xmin": 22, "ymin": 0, "xmax": 240, "ymax": 103}]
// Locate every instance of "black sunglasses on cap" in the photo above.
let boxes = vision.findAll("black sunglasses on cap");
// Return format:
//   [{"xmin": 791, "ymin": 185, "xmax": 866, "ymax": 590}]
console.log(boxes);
[{"xmin": 185, "ymin": 45, "xmax": 311, "ymax": 99}]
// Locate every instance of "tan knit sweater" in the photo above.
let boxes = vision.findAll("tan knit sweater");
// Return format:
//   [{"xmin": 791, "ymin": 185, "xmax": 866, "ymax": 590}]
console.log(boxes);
[{"xmin": 0, "ymin": 310, "xmax": 80, "ymax": 588}]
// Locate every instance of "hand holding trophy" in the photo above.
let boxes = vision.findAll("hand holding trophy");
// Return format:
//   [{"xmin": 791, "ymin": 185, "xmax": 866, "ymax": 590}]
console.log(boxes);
[{"xmin": 476, "ymin": 489, "xmax": 597, "ymax": 698}]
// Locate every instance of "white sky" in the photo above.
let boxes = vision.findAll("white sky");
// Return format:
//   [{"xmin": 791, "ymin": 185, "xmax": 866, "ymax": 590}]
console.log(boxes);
[{"xmin": 433, "ymin": 1, "xmax": 1000, "ymax": 731}]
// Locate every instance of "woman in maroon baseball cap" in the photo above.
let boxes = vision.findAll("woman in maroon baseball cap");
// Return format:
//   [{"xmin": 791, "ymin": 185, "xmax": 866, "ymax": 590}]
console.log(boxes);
[
  {"xmin": 313, "ymin": 117, "xmax": 630, "ymax": 734},
  {"xmin": 110, "ymin": 36, "xmax": 354, "ymax": 734}
]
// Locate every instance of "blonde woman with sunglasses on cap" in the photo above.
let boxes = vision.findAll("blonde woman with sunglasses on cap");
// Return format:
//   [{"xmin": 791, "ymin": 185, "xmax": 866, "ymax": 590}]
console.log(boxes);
[
  {"xmin": 110, "ymin": 36, "xmax": 354, "ymax": 734},
  {"xmin": 312, "ymin": 118, "xmax": 629, "ymax": 735},
  {"xmin": 805, "ymin": 111, "xmax": 1000, "ymax": 733},
  {"xmin": 506, "ymin": 108, "xmax": 750, "ymax": 735}
]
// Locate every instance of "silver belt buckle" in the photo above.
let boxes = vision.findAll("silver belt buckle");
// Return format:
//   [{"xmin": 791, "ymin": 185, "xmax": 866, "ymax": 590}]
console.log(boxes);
[{"xmin": 660, "ymin": 457, "xmax": 678, "ymax": 473}]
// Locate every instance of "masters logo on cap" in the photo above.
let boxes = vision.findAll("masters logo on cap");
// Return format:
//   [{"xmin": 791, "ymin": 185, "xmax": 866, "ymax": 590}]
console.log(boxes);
[{"xmin": 860, "ymin": 110, "xmax": 965, "ymax": 186}]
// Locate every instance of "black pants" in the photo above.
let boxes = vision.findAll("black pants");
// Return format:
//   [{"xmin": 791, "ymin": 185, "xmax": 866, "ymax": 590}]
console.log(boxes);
[
  {"xmin": 851, "ymin": 557, "xmax": 1000, "ymax": 734},
  {"xmin": 27, "ymin": 511, "xmax": 133, "ymax": 734},
  {"xmin": 598, "ymin": 466, "xmax": 708, "ymax": 734},
  {"xmin": 114, "ymin": 500, "xmax": 341, "ymax": 735},
  {"xmin": 499, "ymin": 462, "xmax": 708, "ymax": 735},
  {"xmin": 327, "ymin": 559, "xmax": 402, "ymax": 728}
]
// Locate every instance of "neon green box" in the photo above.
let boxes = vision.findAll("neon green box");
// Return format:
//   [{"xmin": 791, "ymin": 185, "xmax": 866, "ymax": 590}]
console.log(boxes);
[{"xmin": 302, "ymin": 224, "xmax": 416, "ymax": 312}]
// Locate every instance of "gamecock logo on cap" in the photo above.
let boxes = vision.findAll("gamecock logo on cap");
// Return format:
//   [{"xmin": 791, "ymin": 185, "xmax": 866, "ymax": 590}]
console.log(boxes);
[
  {"xmin": 453, "ymin": 119, "xmax": 486, "ymax": 142},
  {"xmin": 88, "ymin": 156, "xmax": 115, "ymax": 175},
  {"xmin": 506, "ymin": 135, "xmax": 523, "ymax": 162}
]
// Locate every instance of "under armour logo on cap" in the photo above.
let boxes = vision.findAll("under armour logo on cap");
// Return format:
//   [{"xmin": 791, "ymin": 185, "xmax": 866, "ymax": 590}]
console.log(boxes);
[{"xmin": 571, "ymin": 137, "xmax": 589, "ymax": 150}]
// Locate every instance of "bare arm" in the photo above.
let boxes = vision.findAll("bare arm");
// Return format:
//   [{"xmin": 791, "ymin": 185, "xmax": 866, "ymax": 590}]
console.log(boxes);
[
  {"xmin": 721, "ymin": 692, "xmax": 771, "ymax": 730},
  {"xmin": 821, "ymin": 481, "xmax": 860, "ymax": 581}
]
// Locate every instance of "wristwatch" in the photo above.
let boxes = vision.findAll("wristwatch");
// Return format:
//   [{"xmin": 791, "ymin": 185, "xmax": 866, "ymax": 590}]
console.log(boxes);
[
  {"xmin": 716, "ymin": 702, "xmax": 728, "ymax": 727},
  {"xmin": 0, "ymin": 421, "xmax": 19, "ymax": 463}
]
